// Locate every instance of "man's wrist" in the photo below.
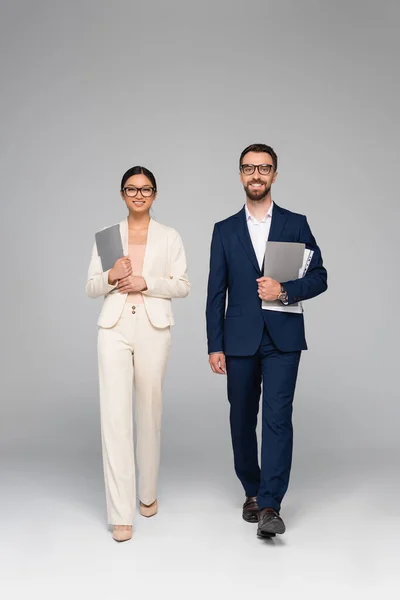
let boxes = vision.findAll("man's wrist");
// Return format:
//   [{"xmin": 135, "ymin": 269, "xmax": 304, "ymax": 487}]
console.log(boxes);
[{"xmin": 277, "ymin": 284, "xmax": 289, "ymax": 304}]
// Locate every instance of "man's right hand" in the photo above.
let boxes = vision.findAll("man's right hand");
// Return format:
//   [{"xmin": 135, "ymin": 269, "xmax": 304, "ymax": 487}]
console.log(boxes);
[
  {"xmin": 108, "ymin": 256, "xmax": 132, "ymax": 284},
  {"xmin": 209, "ymin": 352, "xmax": 226, "ymax": 375}
]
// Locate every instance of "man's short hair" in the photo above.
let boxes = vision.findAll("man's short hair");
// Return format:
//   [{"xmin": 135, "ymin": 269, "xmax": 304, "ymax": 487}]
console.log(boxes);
[{"xmin": 239, "ymin": 143, "xmax": 278, "ymax": 171}]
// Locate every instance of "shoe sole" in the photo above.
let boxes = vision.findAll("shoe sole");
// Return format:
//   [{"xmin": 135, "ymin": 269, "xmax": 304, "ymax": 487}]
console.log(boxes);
[
  {"xmin": 257, "ymin": 520, "xmax": 286, "ymax": 536},
  {"xmin": 257, "ymin": 531, "xmax": 276, "ymax": 539}
]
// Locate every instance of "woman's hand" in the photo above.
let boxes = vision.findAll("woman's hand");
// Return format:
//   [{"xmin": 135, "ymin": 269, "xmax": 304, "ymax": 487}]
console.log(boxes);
[
  {"xmin": 109, "ymin": 256, "xmax": 132, "ymax": 284},
  {"xmin": 117, "ymin": 275, "xmax": 147, "ymax": 294}
]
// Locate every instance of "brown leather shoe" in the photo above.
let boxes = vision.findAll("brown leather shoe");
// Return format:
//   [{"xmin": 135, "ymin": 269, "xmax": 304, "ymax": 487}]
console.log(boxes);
[
  {"xmin": 242, "ymin": 496, "xmax": 259, "ymax": 523},
  {"xmin": 257, "ymin": 508, "xmax": 286, "ymax": 537}
]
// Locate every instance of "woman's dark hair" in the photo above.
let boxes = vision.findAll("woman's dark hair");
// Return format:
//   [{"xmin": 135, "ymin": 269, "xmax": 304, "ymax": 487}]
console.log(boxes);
[
  {"xmin": 239, "ymin": 143, "xmax": 278, "ymax": 171},
  {"xmin": 120, "ymin": 166, "xmax": 157, "ymax": 192}
]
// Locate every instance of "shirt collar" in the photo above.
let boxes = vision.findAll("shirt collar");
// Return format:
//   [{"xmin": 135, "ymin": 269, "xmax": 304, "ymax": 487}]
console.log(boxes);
[{"xmin": 245, "ymin": 201, "xmax": 274, "ymax": 224}]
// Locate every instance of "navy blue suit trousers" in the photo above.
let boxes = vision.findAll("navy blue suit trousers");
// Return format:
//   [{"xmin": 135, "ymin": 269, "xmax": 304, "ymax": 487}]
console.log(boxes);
[{"xmin": 226, "ymin": 324, "xmax": 301, "ymax": 511}]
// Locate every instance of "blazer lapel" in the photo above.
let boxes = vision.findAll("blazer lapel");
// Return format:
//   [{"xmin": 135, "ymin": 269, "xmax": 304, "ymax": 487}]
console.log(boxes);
[
  {"xmin": 268, "ymin": 203, "xmax": 289, "ymax": 242},
  {"xmin": 234, "ymin": 208, "xmax": 261, "ymax": 275},
  {"xmin": 234, "ymin": 203, "xmax": 289, "ymax": 275}
]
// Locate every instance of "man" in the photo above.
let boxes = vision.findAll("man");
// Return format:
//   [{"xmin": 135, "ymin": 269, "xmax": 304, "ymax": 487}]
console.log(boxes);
[{"xmin": 206, "ymin": 143, "xmax": 327, "ymax": 538}]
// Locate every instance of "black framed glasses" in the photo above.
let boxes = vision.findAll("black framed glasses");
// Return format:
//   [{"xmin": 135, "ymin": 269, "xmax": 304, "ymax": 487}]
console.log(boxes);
[
  {"xmin": 123, "ymin": 186, "xmax": 155, "ymax": 198},
  {"xmin": 240, "ymin": 164, "xmax": 274, "ymax": 176}
]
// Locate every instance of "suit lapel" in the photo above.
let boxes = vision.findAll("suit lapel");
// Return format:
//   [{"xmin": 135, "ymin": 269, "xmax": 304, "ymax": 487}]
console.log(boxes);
[
  {"xmin": 268, "ymin": 203, "xmax": 289, "ymax": 242},
  {"xmin": 234, "ymin": 208, "xmax": 261, "ymax": 275},
  {"xmin": 233, "ymin": 203, "xmax": 289, "ymax": 275}
]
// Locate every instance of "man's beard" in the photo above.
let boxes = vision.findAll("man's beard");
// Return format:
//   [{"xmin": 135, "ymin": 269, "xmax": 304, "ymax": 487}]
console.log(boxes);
[{"xmin": 244, "ymin": 182, "xmax": 271, "ymax": 202}]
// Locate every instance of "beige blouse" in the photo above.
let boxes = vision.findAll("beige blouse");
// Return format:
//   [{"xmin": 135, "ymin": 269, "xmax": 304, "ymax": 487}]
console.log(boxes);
[{"xmin": 127, "ymin": 243, "xmax": 146, "ymax": 304}]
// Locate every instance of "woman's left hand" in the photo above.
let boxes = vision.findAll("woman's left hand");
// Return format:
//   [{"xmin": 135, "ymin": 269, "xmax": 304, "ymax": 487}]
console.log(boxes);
[{"xmin": 117, "ymin": 275, "xmax": 147, "ymax": 294}]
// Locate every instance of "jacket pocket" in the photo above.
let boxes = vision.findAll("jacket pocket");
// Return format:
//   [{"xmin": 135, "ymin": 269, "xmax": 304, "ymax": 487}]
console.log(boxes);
[{"xmin": 225, "ymin": 305, "xmax": 241, "ymax": 317}]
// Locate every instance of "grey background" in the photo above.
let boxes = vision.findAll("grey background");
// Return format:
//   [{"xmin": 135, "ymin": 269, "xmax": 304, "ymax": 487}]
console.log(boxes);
[{"xmin": 1, "ymin": 0, "xmax": 399, "ymax": 596}]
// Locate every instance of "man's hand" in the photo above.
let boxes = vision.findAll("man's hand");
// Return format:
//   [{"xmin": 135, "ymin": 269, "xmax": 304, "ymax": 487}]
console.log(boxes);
[
  {"xmin": 117, "ymin": 275, "xmax": 147, "ymax": 294},
  {"xmin": 256, "ymin": 277, "xmax": 281, "ymax": 301},
  {"xmin": 209, "ymin": 352, "xmax": 226, "ymax": 375}
]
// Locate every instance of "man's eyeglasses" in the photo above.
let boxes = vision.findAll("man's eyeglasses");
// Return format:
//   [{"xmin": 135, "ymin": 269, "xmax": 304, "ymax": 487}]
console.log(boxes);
[
  {"xmin": 240, "ymin": 164, "xmax": 274, "ymax": 176},
  {"xmin": 123, "ymin": 186, "xmax": 155, "ymax": 198}
]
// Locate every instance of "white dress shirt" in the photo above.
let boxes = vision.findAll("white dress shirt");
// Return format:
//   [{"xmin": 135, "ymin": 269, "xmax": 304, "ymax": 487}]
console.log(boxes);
[{"xmin": 245, "ymin": 202, "xmax": 274, "ymax": 270}]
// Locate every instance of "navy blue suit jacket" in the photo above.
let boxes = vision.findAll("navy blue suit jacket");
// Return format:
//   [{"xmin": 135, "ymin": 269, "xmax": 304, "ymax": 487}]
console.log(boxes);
[{"xmin": 206, "ymin": 203, "xmax": 328, "ymax": 355}]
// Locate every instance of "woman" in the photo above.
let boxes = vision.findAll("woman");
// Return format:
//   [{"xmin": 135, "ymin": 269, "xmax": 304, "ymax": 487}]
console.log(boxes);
[{"xmin": 86, "ymin": 166, "xmax": 190, "ymax": 542}]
